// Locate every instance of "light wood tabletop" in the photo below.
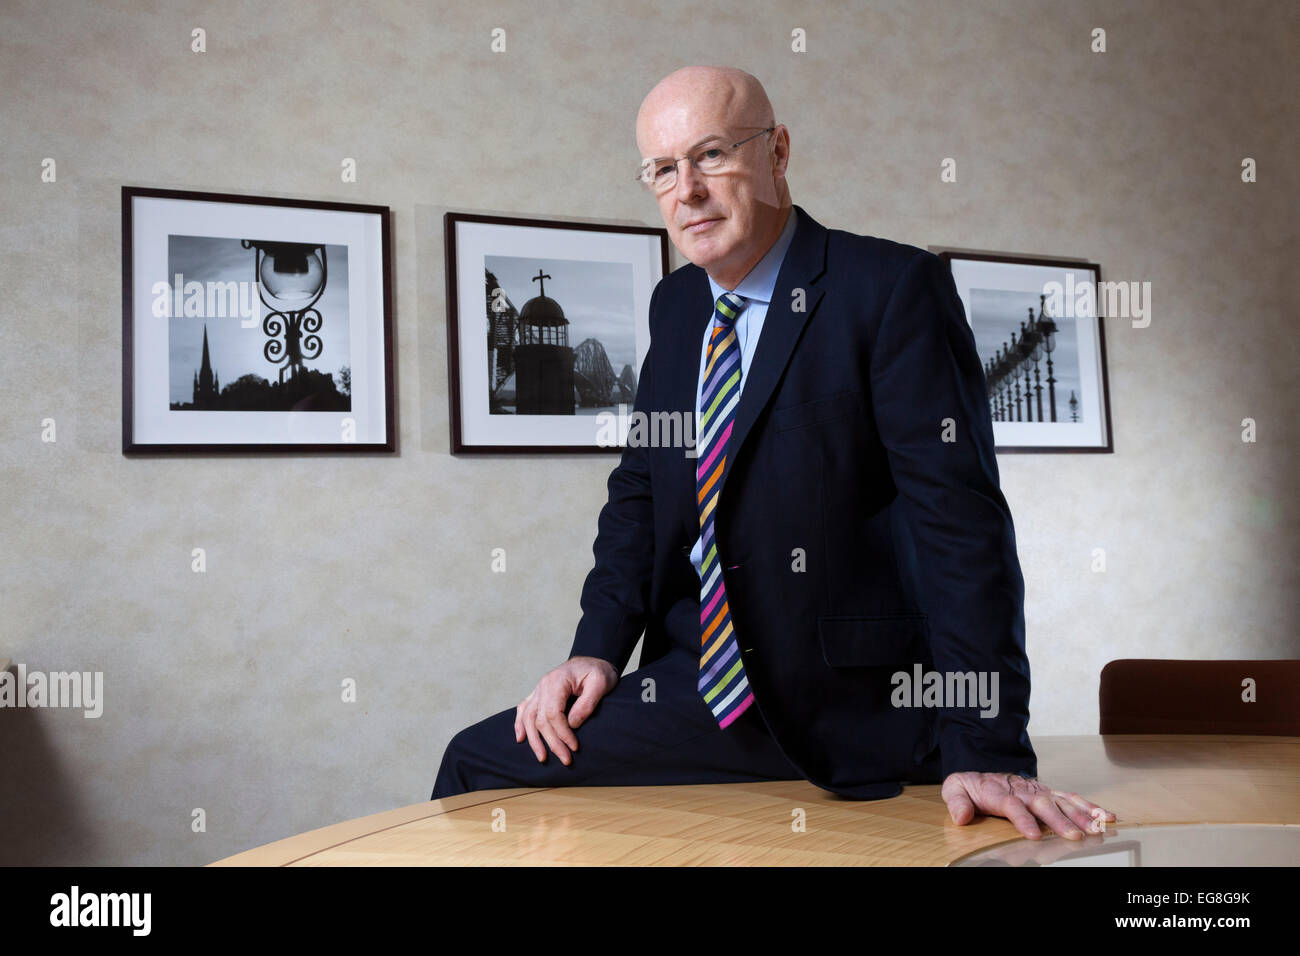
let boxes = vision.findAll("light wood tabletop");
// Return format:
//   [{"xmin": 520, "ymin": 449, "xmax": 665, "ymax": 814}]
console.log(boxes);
[{"xmin": 210, "ymin": 734, "xmax": 1300, "ymax": 866}]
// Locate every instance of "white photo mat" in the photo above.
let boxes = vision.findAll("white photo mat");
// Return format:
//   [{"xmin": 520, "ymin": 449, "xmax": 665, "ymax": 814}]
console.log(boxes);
[
  {"xmin": 450, "ymin": 216, "xmax": 663, "ymax": 449},
  {"xmin": 126, "ymin": 192, "xmax": 389, "ymax": 447},
  {"xmin": 945, "ymin": 256, "xmax": 1110, "ymax": 450}
]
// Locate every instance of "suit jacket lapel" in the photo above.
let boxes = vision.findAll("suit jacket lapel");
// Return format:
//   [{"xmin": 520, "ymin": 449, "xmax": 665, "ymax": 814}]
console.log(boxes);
[
  {"xmin": 670, "ymin": 204, "xmax": 830, "ymax": 548},
  {"xmin": 669, "ymin": 268, "xmax": 713, "ymax": 547},
  {"xmin": 721, "ymin": 205, "xmax": 828, "ymax": 499}
]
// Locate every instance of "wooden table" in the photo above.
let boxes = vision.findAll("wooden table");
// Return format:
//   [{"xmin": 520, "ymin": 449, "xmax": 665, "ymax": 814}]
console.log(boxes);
[{"xmin": 210, "ymin": 735, "xmax": 1300, "ymax": 866}]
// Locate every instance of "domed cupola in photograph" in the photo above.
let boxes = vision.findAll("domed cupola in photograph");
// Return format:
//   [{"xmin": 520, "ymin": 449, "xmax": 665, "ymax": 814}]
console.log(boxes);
[{"xmin": 514, "ymin": 269, "xmax": 575, "ymax": 414}]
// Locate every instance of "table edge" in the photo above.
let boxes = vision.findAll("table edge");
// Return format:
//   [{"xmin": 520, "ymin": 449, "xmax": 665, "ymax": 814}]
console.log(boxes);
[
  {"xmin": 206, "ymin": 735, "xmax": 1300, "ymax": 866},
  {"xmin": 207, "ymin": 788, "xmax": 545, "ymax": 866}
]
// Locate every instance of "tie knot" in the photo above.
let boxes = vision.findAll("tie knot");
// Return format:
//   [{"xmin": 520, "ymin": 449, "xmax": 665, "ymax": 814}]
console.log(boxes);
[{"xmin": 714, "ymin": 291, "xmax": 747, "ymax": 327}]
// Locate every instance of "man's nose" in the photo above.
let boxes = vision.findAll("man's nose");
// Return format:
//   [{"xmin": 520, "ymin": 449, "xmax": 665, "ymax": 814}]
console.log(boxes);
[{"xmin": 674, "ymin": 159, "xmax": 706, "ymax": 201}]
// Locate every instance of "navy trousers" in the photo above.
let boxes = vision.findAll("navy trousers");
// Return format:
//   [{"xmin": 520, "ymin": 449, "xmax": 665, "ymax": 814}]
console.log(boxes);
[{"xmin": 431, "ymin": 642, "xmax": 803, "ymax": 800}]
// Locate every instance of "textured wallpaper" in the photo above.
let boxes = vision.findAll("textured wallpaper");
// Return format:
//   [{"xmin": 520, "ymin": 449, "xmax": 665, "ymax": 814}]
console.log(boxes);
[{"xmin": 0, "ymin": 0, "xmax": 1295, "ymax": 865}]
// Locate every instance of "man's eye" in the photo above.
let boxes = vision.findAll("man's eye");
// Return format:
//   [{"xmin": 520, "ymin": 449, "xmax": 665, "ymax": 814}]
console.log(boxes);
[{"xmin": 700, "ymin": 148, "xmax": 724, "ymax": 160}]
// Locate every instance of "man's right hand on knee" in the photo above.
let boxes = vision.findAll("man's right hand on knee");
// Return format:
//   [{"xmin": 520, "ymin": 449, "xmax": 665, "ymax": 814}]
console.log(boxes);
[{"xmin": 513, "ymin": 656, "xmax": 619, "ymax": 765}]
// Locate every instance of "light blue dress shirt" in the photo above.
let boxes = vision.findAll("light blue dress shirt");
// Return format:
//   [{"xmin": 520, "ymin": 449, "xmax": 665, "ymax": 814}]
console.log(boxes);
[{"xmin": 689, "ymin": 206, "xmax": 798, "ymax": 581}]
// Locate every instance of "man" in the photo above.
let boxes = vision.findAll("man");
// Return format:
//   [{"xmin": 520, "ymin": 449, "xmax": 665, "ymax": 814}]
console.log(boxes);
[{"xmin": 433, "ymin": 65, "xmax": 1114, "ymax": 841}]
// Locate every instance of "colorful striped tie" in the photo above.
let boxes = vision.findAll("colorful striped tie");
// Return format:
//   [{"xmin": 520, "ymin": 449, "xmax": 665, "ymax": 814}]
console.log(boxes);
[{"xmin": 697, "ymin": 291, "xmax": 755, "ymax": 728}]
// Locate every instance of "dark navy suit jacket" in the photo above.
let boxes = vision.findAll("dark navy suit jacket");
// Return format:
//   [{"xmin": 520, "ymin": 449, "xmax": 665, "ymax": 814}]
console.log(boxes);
[{"xmin": 568, "ymin": 204, "xmax": 1037, "ymax": 798}]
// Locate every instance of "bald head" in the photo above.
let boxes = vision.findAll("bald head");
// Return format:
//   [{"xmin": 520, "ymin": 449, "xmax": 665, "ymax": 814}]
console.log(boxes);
[
  {"xmin": 635, "ymin": 66, "xmax": 792, "ymax": 288},
  {"xmin": 636, "ymin": 66, "xmax": 774, "ymax": 156}
]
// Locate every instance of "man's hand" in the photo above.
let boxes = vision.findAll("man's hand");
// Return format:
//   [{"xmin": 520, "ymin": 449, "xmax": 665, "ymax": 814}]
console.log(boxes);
[
  {"xmin": 513, "ymin": 656, "xmax": 619, "ymax": 765},
  {"xmin": 942, "ymin": 771, "xmax": 1116, "ymax": 840}
]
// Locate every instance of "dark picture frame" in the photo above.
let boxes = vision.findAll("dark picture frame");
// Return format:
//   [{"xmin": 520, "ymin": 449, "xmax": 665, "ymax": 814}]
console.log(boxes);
[
  {"xmin": 937, "ymin": 250, "xmax": 1114, "ymax": 454},
  {"xmin": 445, "ymin": 211, "xmax": 670, "ymax": 454},
  {"xmin": 122, "ymin": 186, "xmax": 395, "ymax": 454}
]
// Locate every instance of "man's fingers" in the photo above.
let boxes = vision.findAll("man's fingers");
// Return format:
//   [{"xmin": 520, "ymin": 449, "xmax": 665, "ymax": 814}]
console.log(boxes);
[
  {"xmin": 1059, "ymin": 802, "xmax": 1098, "ymax": 834},
  {"xmin": 945, "ymin": 786, "xmax": 977, "ymax": 825},
  {"xmin": 1053, "ymin": 789, "xmax": 1116, "ymax": 823},
  {"xmin": 542, "ymin": 690, "xmax": 581, "ymax": 752},
  {"xmin": 514, "ymin": 691, "xmax": 539, "ymax": 744},
  {"xmin": 567, "ymin": 682, "xmax": 602, "ymax": 730},
  {"xmin": 514, "ymin": 663, "xmax": 612, "ymax": 764},
  {"xmin": 535, "ymin": 710, "xmax": 573, "ymax": 765},
  {"xmin": 534, "ymin": 682, "xmax": 579, "ymax": 764},
  {"xmin": 1026, "ymin": 791, "xmax": 1084, "ymax": 840},
  {"xmin": 999, "ymin": 797, "xmax": 1043, "ymax": 840},
  {"xmin": 521, "ymin": 708, "xmax": 547, "ymax": 762},
  {"xmin": 1046, "ymin": 791, "xmax": 1104, "ymax": 833},
  {"xmin": 943, "ymin": 774, "xmax": 1117, "ymax": 840}
]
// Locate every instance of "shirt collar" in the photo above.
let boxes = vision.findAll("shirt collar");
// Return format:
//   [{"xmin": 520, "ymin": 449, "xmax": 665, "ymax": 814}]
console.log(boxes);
[{"xmin": 707, "ymin": 205, "xmax": 797, "ymax": 308}]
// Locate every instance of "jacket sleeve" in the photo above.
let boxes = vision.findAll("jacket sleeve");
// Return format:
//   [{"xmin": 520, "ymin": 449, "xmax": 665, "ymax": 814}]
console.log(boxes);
[
  {"xmin": 869, "ymin": 250, "xmax": 1037, "ymax": 780},
  {"xmin": 566, "ymin": 282, "xmax": 661, "ymax": 675}
]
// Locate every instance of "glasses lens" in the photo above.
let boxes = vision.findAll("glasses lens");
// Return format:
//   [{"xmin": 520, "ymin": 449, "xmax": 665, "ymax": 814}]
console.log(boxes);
[
  {"xmin": 695, "ymin": 147, "xmax": 727, "ymax": 171},
  {"xmin": 642, "ymin": 167, "xmax": 673, "ymax": 191},
  {"xmin": 639, "ymin": 161, "xmax": 674, "ymax": 191}
]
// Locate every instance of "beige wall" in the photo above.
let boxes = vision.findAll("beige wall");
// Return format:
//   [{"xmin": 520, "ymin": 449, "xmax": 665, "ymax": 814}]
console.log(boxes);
[{"xmin": 0, "ymin": 0, "xmax": 1294, "ymax": 865}]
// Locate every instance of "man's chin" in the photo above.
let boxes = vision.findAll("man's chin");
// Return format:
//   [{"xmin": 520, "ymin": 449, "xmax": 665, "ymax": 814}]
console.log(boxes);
[{"xmin": 679, "ymin": 236, "xmax": 721, "ymax": 269}]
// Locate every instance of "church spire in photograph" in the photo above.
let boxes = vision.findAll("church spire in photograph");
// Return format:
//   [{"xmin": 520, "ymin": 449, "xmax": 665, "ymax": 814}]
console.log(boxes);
[{"xmin": 193, "ymin": 324, "xmax": 220, "ymax": 408}]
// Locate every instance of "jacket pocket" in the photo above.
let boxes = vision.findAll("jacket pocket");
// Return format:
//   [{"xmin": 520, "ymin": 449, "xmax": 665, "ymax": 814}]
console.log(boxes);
[
  {"xmin": 772, "ymin": 390, "xmax": 860, "ymax": 432},
  {"xmin": 818, "ymin": 614, "xmax": 928, "ymax": 668}
]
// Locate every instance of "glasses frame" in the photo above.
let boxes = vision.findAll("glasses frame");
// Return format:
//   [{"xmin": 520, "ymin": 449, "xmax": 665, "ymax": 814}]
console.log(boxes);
[{"xmin": 636, "ymin": 126, "xmax": 777, "ymax": 193}]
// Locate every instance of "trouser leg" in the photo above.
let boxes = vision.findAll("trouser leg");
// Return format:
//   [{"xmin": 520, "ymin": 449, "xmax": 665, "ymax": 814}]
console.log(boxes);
[{"xmin": 431, "ymin": 644, "xmax": 801, "ymax": 800}]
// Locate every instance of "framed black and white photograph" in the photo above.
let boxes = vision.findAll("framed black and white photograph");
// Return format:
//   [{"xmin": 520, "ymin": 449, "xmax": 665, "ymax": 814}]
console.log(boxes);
[
  {"xmin": 445, "ymin": 211, "xmax": 670, "ymax": 453},
  {"xmin": 122, "ymin": 186, "xmax": 395, "ymax": 453},
  {"xmin": 938, "ymin": 250, "xmax": 1113, "ymax": 453}
]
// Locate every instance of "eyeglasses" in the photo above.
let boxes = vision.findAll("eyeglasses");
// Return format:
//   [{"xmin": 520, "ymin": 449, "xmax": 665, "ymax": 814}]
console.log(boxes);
[{"xmin": 636, "ymin": 127, "xmax": 776, "ymax": 194}]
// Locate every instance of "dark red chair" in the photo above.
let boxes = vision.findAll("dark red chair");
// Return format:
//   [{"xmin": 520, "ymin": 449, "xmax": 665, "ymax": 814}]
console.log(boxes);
[{"xmin": 1099, "ymin": 659, "xmax": 1300, "ymax": 735}]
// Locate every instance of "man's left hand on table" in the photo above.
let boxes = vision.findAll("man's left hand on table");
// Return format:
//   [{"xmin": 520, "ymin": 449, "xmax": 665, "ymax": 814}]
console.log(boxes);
[{"xmin": 942, "ymin": 771, "xmax": 1116, "ymax": 840}]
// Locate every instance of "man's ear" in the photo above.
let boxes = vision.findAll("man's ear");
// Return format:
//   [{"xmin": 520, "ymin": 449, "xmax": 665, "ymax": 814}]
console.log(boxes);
[{"xmin": 771, "ymin": 126, "xmax": 791, "ymax": 178}]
